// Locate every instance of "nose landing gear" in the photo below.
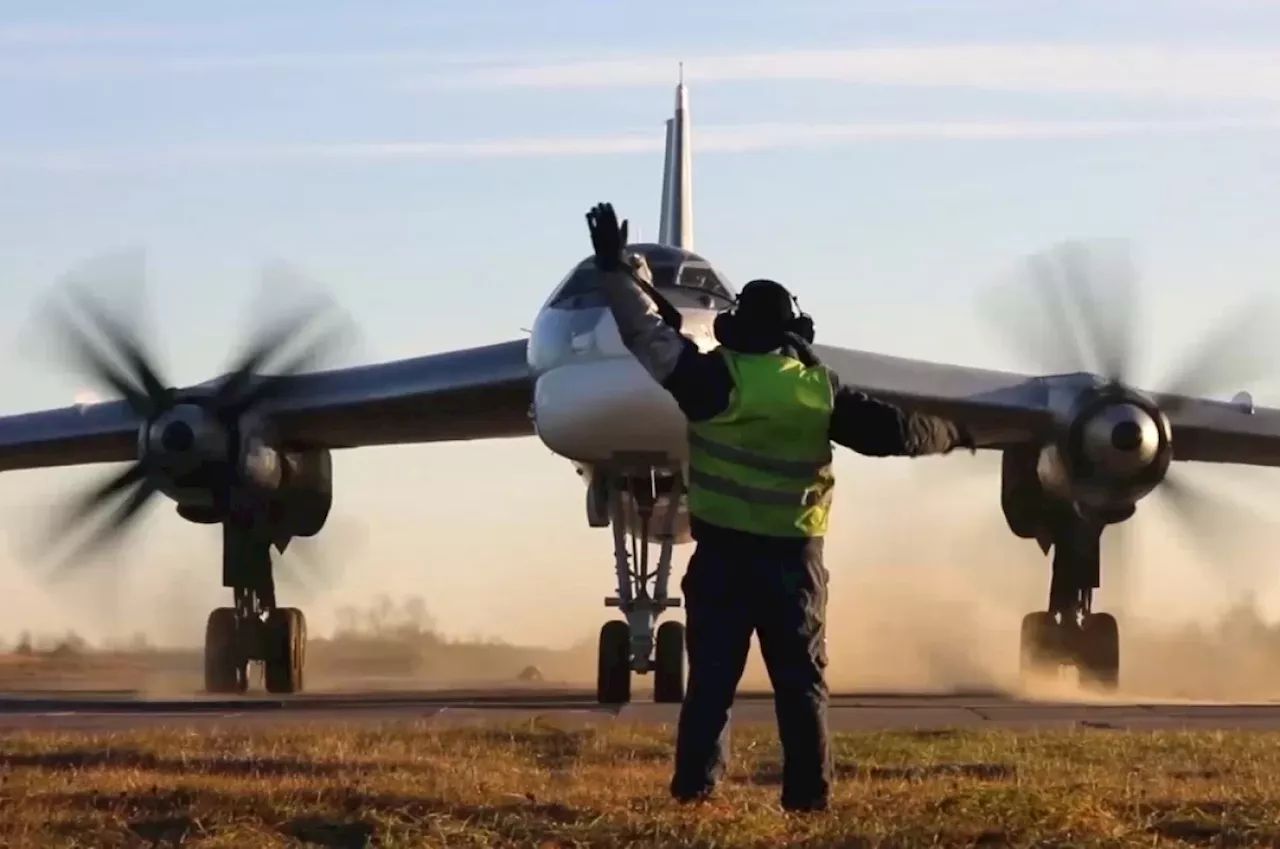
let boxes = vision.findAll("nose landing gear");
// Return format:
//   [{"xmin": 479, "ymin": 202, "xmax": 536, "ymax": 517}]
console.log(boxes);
[{"xmin": 597, "ymin": 472, "xmax": 686, "ymax": 705}]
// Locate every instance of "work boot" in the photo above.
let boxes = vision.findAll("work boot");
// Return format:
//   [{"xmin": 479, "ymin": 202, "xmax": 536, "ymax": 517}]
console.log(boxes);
[{"xmin": 781, "ymin": 794, "xmax": 830, "ymax": 813}]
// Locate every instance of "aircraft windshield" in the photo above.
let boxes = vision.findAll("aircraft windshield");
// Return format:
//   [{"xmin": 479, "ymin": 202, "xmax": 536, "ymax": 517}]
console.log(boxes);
[
  {"xmin": 675, "ymin": 264, "xmax": 733, "ymax": 304},
  {"xmin": 549, "ymin": 253, "xmax": 735, "ymax": 310}
]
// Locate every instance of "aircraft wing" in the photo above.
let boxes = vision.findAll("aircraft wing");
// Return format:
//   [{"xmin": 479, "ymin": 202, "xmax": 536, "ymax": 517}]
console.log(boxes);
[
  {"xmin": 813, "ymin": 344, "xmax": 1054, "ymax": 448},
  {"xmin": 0, "ymin": 339, "xmax": 534, "ymax": 472},
  {"xmin": 815, "ymin": 343, "xmax": 1280, "ymax": 466},
  {"xmin": 1150, "ymin": 392, "xmax": 1280, "ymax": 467},
  {"xmin": 7, "ymin": 336, "xmax": 1280, "ymax": 475}
]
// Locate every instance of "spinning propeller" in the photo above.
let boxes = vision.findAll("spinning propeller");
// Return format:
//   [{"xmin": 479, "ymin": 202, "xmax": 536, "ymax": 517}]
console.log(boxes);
[
  {"xmin": 31, "ymin": 251, "xmax": 356, "ymax": 592},
  {"xmin": 976, "ymin": 240, "xmax": 1277, "ymax": 603}
]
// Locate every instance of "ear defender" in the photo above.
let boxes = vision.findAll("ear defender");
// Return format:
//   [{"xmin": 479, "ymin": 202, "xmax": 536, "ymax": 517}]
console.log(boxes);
[
  {"xmin": 787, "ymin": 312, "xmax": 815, "ymax": 344},
  {"xmin": 785, "ymin": 292, "xmax": 815, "ymax": 344},
  {"xmin": 712, "ymin": 310, "xmax": 736, "ymax": 347}
]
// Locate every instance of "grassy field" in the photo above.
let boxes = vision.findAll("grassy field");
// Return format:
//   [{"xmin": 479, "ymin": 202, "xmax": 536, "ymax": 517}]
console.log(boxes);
[{"xmin": 0, "ymin": 721, "xmax": 1278, "ymax": 847}]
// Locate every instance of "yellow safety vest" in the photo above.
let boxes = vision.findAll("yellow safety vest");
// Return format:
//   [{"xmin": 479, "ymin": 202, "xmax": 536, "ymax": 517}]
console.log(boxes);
[{"xmin": 687, "ymin": 349, "xmax": 836, "ymax": 537}]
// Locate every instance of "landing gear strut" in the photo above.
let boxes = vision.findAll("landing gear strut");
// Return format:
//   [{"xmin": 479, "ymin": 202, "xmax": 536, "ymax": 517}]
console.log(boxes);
[
  {"xmin": 598, "ymin": 473, "xmax": 685, "ymax": 705},
  {"xmin": 203, "ymin": 519, "xmax": 307, "ymax": 695},
  {"xmin": 1019, "ymin": 512, "xmax": 1120, "ymax": 691}
]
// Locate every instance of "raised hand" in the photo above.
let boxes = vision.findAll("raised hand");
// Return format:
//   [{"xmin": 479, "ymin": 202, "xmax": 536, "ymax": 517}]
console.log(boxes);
[{"xmin": 585, "ymin": 202, "xmax": 629, "ymax": 271}]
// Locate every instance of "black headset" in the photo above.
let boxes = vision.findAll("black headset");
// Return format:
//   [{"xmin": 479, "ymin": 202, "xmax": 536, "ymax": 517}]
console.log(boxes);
[{"xmin": 713, "ymin": 279, "xmax": 816, "ymax": 348}]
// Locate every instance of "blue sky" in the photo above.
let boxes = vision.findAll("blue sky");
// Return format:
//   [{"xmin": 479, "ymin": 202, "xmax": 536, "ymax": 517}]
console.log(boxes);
[{"xmin": 2, "ymin": 1, "xmax": 1280, "ymax": 663}]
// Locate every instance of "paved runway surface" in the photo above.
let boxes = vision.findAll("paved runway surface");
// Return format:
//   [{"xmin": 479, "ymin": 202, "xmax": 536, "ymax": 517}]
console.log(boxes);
[{"xmin": 4, "ymin": 687, "xmax": 1280, "ymax": 732}]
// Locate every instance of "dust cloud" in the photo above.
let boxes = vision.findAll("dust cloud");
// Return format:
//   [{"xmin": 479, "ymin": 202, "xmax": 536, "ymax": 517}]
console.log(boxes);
[
  {"xmin": 7, "ymin": 452, "xmax": 1280, "ymax": 705},
  {"xmin": 734, "ymin": 459, "xmax": 1280, "ymax": 705}
]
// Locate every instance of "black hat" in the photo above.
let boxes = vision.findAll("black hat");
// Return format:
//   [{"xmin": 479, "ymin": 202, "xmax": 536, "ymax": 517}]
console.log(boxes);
[{"xmin": 736, "ymin": 279, "xmax": 795, "ymax": 325}]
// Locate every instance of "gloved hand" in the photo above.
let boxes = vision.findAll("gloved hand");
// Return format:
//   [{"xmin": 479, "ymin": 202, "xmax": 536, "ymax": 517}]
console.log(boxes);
[{"xmin": 586, "ymin": 202, "xmax": 628, "ymax": 271}]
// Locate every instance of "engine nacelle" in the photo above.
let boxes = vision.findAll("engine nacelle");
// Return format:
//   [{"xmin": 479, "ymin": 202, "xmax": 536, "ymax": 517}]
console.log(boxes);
[
  {"xmin": 273, "ymin": 449, "xmax": 333, "ymax": 538},
  {"xmin": 172, "ymin": 448, "xmax": 333, "ymax": 538},
  {"xmin": 1001, "ymin": 446, "xmax": 1046, "ymax": 540},
  {"xmin": 1001, "ymin": 385, "xmax": 1171, "ymax": 540},
  {"xmin": 1041, "ymin": 387, "xmax": 1172, "ymax": 512},
  {"xmin": 140, "ymin": 399, "xmax": 333, "ymax": 538}
]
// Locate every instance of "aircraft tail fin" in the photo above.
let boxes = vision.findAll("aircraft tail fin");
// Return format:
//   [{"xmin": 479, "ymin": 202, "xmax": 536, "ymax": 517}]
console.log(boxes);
[{"xmin": 657, "ymin": 67, "xmax": 693, "ymax": 250}]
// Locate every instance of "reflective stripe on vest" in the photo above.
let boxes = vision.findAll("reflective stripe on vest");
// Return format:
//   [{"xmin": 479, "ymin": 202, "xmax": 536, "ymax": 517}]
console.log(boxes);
[{"xmin": 686, "ymin": 349, "xmax": 836, "ymax": 538}]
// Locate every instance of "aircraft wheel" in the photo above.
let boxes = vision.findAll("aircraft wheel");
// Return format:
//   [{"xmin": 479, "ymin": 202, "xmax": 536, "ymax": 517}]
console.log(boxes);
[
  {"xmin": 653, "ymin": 620, "xmax": 685, "ymax": 704},
  {"xmin": 1077, "ymin": 612, "xmax": 1119, "ymax": 692},
  {"xmin": 597, "ymin": 620, "xmax": 631, "ymax": 705},
  {"xmin": 204, "ymin": 607, "xmax": 247, "ymax": 694},
  {"xmin": 1019, "ymin": 612, "xmax": 1058, "ymax": 683},
  {"xmin": 264, "ymin": 607, "xmax": 306, "ymax": 695}
]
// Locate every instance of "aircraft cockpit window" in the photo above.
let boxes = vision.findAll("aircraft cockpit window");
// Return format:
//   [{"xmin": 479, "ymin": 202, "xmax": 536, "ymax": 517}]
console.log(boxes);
[
  {"xmin": 673, "ymin": 265, "xmax": 734, "ymax": 306},
  {"xmin": 547, "ymin": 253, "xmax": 735, "ymax": 310},
  {"xmin": 548, "ymin": 265, "xmax": 607, "ymax": 309}
]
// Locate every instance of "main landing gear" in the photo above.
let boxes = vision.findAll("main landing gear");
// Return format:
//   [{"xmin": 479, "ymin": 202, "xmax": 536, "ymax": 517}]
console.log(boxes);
[
  {"xmin": 204, "ymin": 520, "xmax": 307, "ymax": 695},
  {"xmin": 597, "ymin": 473, "xmax": 686, "ymax": 706},
  {"xmin": 1019, "ymin": 514, "xmax": 1120, "ymax": 691}
]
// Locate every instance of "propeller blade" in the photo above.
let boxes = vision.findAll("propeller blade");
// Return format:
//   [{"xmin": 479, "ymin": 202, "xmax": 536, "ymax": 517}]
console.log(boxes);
[
  {"xmin": 979, "ymin": 251, "xmax": 1088, "ymax": 376},
  {"xmin": 42, "ymin": 299, "xmax": 154, "ymax": 416},
  {"xmin": 1153, "ymin": 468, "xmax": 1264, "ymax": 597},
  {"xmin": 1099, "ymin": 512, "xmax": 1140, "ymax": 616},
  {"xmin": 32, "ymin": 248, "xmax": 170, "ymax": 417},
  {"xmin": 230, "ymin": 316, "xmax": 353, "ymax": 412},
  {"xmin": 275, "ymin": 544, "xmax": 340, "ymax": 600},
  {"xmin": 46, "ymin": 475, "xmax": 159, "ymax": 582},
  {"xmin": 979, "ymin": 240, "xmax": 1143, "ymax": 385},
  {"xmin": 1054, "ymin": 240, "xmax": 1139, "ymax": 385},
  {"xmin": 273, "ymin": 517, "xmax": 362, "ymax": 602},
  {"xmin": 55, "ymin": 462, "xmax": 149, "ymax": 531},
  {"xmin": 214, "ymin": 265, "xmax": 354, "ymax": 410},
  {"xmin": 1156, "ymin": 299, "xmax": 1280, "ymax": 414},
  {"xmin": 274, "ymin": 532, "xmax": 355, "ymax": 602},
  {"xmin": 62, "ymin": 284, "xmax": 171, "ymax": 408}
]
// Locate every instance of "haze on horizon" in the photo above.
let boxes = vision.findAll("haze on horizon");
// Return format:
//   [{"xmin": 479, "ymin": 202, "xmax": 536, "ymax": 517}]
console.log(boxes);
[{"xmin": 3, "ymin": 1, "xmax": 1280, "ymax": 694}]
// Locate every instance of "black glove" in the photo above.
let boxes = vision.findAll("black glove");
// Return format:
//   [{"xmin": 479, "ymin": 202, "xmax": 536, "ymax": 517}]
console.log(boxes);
[{"xmin": 586, "ymin": 202, "xmax": 628, "ymax": 271}]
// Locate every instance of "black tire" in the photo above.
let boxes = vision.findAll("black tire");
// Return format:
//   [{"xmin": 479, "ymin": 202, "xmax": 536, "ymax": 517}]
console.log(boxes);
[
  {"xmin": 1077, "ymin": 612, "xmax": 1120, "ymax": 692},
  {"xmin": 653, "ymin": 620, "xmax": 685, "ymax": 704},
  {"xmin": 1019, "ymin": 612, "xmax": 1058, "ymax": 681},
  {"xmin": 204, "ymin": 608, "xmax": 247, "ymax": 694},
  {"xmin": 264, "ymin": 607, "xmax": 306, "ymax": 695},
  {"xmin": 597, "ymin": 620, "xmax": 631, "ymax": 705}
]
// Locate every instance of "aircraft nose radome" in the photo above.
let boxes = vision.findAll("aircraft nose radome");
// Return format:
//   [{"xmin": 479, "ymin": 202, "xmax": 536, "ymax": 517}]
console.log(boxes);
[
  {"xmin": 592, "ymin": 307, "xmax": 718, "ymax": 358},
  {"xmin": 532, "ymin": 359, "xmax": 689, "ymax": 465},
  {"xmin": 591, "ymin": 310, "xmax": 629, "ymax": 357}
]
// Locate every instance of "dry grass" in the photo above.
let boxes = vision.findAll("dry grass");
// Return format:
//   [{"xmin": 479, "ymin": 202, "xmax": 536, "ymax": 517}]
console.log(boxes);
[{"xmin": 0, "ymin": 721, "xmax": 1279, "ymax": 847}]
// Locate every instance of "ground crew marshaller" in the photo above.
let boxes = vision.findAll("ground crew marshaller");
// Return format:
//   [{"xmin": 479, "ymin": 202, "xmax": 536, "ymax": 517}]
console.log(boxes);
[{"xmin": 584, "ymin": 202, "xmax": 976, "ymax": 812}]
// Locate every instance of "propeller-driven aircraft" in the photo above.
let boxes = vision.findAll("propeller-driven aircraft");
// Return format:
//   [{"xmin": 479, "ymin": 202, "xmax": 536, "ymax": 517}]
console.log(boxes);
[{"xmin": 7, "ymin": 78, "xmax": 1280, "ymax": 701}]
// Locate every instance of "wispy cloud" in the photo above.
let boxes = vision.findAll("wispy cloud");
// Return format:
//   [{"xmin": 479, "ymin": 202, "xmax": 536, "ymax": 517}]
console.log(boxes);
[
  {"xmin": 4, "ymin": 117, "xmax": 1280, "ymax": 173},
  {"xmin": 409, "ymin": 45, "xmax": 1280, "ymax": 103},
  {"xmin": 0, "ymin": 47, "xmax": 586, "ymax": 79},
  {"xmin": 0, "ymin": 22, "xmax": 171, "ymax": 46}
]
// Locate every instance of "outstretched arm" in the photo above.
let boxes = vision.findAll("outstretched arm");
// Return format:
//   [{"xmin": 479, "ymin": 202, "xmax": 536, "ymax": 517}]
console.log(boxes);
[
  {"xmin": 587, "ymin": 202, "xmax": 733, "ymax": 422},
  {"xmin": 828, "ymin": 378, "xmax": 974, "ymax": 457}
]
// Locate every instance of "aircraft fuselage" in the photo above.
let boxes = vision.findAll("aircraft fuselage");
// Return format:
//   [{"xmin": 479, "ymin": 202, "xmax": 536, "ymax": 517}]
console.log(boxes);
[{"xmin": 526, "ymin": 246, "xmax": 734, "ymax": 544}]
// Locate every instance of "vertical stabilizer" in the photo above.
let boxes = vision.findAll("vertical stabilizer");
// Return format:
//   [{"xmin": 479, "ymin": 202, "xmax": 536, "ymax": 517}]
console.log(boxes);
[{"xmin": 657, "ymin": 68, "xmax": 693, "ymax": 250}]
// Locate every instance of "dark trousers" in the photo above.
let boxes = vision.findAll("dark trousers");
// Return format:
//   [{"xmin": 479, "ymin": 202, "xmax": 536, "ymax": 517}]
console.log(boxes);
[{"xmin": 670, "ymin": 528, "xmax": 832, "ymax": 808}]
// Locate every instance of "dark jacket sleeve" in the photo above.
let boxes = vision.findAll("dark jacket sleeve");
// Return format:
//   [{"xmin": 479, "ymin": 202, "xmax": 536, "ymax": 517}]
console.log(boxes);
[
  {"xmin": 827, "ymin": 372, "xmax": 973, "ymax": 457},
  {"xmin": 659, "ymin": 342, "xmax": 734, "ymax": 423}
]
